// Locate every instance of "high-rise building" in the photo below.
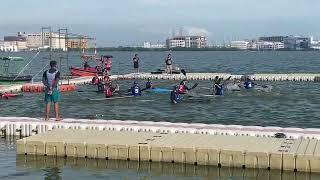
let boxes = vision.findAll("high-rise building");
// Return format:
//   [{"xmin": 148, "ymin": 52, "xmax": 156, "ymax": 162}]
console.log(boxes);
[{"xmin": 166, "ymin": 36, "xmax": 207, "ymax": 48}]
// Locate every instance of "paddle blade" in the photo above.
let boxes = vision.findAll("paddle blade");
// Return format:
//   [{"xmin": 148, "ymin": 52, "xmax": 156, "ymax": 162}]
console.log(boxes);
[
  {"xmin": 181, "ymin": 69, "xmax": 186, "ymax": 76},
  {"xmin": 191, "ymin": 83, "xmax": 198, "ymax": 89}
]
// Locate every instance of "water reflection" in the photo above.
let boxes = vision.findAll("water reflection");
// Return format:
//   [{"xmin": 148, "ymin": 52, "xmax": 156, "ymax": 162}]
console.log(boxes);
[
  {"xmin": 43, "ymin": 167, "xmax": 61, "ymax": 180},
  {"xmin": 16, "ymin": 155, "xmax": 320, "ymax": 180}
]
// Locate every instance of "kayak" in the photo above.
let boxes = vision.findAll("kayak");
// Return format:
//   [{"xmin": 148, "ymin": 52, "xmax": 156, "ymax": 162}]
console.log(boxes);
[
  {"xmin": 0, "ymin": 93, "xmax": 23, "ymax": 99},
  {"xmin": 144, "ymin": 88, "xmax": 171, "ymax": 93},
  {"xmin": 89, "ymin": 95, "xmax": 133, "ymax": 101}
]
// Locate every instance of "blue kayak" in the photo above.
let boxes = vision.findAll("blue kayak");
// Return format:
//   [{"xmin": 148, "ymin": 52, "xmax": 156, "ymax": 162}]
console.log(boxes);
[{"xmin": 144, "ymin": 88, "xmax": 171, "ymax": 93}]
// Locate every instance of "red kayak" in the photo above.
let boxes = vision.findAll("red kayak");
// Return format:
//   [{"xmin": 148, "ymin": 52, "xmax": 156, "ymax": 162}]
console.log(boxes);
[
  {"xmin": 70, "ymin": 66, "xmax": 98, "ymax": 76},
  {"xmin": 0, "ymin": 93, "xmax": 23, "ymax": 99}
]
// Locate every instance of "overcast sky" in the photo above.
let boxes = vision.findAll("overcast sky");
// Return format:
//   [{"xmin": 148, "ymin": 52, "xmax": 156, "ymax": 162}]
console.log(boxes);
[{"xmin": 1, "ymin": 0, "xmax": 320, "ymax": 46}]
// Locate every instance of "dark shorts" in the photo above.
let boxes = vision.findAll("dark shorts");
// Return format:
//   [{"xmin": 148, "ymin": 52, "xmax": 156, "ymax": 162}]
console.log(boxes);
[
  {"xmin": 134, "ymin": 62, "xmax": 139, "ymax": 69},
  {"xmin": 44, "ymin": 89, "xmax": 60, "ymax": 103}
]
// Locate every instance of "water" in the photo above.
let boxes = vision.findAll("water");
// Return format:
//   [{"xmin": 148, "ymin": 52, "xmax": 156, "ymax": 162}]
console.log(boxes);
[{"xmin": 1, "ymin": 51, "xmax": 320, "ymax": 179}]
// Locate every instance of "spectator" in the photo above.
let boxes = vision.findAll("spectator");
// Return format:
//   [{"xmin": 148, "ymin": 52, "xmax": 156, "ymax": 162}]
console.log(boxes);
[
  {"xmin": 165, "ymin": 53, "xmax": 173, "ymax": 74},
  {"xmin": 42, "ymin": 60, "xmax": 61, "ymax": 121},
  {"xmin": 133, "ymin": 54, "xmax": 139, "ymax": 73}
]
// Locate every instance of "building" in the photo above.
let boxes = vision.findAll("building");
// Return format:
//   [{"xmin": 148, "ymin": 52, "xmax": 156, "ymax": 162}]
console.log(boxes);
[
  {"xmin": 50, "ymin": 33, "xmax": 66, "ymax": 51},
  {"xmin": 230, "ymin": 41, "xmax": 249, "ymax": 50},
  {"xmin": 252, "ymin": 41, "xmax": 284, "ymax": 50},
  {"xmin": 143, "ymin": 42, "xmax": 151, "ymax": 48},
  {"xmin": 26, "ymin": 32, "xmax": 66, "ymax": 51},
  {"xmin": 3, "ymin": 32, "xmax": 27, "ymax": 51},
  {"xmin": 66, "ymin": 39, "xmax": 88, "ymax": 49},
  {"xmin": 259, "ymin": 36, "xmax": 286, "ymax": 43},
  {"xmin": 166, "ymin": 36, "xmax": 207, "ymax": 48},
  {"xmin": 259, "ymin": 35, "xmax": 311, "ymax": 50},
  {"xmin": 143, "ymin": 42, "xmax": 166, "ymax": 48}
]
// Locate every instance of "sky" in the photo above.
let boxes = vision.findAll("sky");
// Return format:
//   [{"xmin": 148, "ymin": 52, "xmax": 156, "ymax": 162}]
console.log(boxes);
[{"xmin": 1, "ymin": 0, "xmax": 320, "ymax": 46}]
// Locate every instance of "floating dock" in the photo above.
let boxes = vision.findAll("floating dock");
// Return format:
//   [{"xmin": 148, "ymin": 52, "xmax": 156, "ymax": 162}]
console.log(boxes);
[
  {"xmin": 1, "ymin": 73, "xmax": 320, "ymax": 93},
  {"xmin": 16, "ymin": 128, "xmax": 320, "ymax": 173},
  {"xmin": 0, "ymin": 117, "xmax": 320, "ymax": 172},
  {"xmin": 1, "ymin": 117, "xmax": 320, "ymax": 139}
]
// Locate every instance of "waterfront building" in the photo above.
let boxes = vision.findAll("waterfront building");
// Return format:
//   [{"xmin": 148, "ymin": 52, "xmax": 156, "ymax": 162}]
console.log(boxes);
[
  {"xmin": 252, "ymin": 41, "xmax": 284, "ymax": 50},
  {"xmin": 66, "ymin": 40, "xmax": 88, "ymax": 49},
  {"xmin": 143, "ymin": 42, "xmax": 151, "ymax": 48},
  {"xmin": 258, "ymin": 36, "xmax": 286, "ymax": 43},
  {"xmin": 258, "ymin": 35, "xmax": 311, "ymax": 50},
  {"xmin": 143, "ymin": 42, "xmax": 166, "ymax": 48},
  {"xmin": 166, "ymin": 36, "xmax": 207, "ymax": 48},
  {"xmin": 230, "ymin": 41, "xmax": 249, "ymax": 50},
  {"xmin": 3, "ymin": 32, "xmax": 27, "ymax": 51},
  {"xmin": 26, "ymin": 32, "xmax": 66, "ymax": 51}
]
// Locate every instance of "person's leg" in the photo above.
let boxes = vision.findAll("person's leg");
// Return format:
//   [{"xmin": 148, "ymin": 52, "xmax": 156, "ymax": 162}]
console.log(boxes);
[
  {"xmin": 45, "ymin": 102, "xmax": 50, "ymax": 120},
  {"xmin": 54, "ymin": 102, "xmax": 61, "ymax": 121},
  {"xmin": 52, "ymin": 90, "xmax": 61, "ymax": 121}
]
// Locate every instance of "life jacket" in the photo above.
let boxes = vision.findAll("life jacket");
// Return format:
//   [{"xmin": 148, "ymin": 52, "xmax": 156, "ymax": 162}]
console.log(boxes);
[
  {"xmin": 178, "ymin": 85, "xmax": 186, "ymax": 94},
  {"xmin": 94, "ymin": 77, "xmax": 99, "ymax": 85},
  {"xmin": 244, "ymin": 81, "xmax": 254, "ymax": 89},
  {"xmin": 171, "ymin": 90, "xmax": 182, "ymax": 103},
  {"xmin": 46, "ymin": 70, "xmax": 58, "ymax": 90},
  {"xmin": 166, "ymin": 58, "xmax": 172, "ymax": 65},
  {"xmin": 215, "ymin": 84, "xmax": 224, "ymax": 96},
  {"xmin": 92, "ymin": 76, "xmax": 99, "ymax": 85},
  {"xmin": 105, "ymin": 87, "xmax": 112, "ymax": 97},
  {"xmin": 105, "ymin": 60, "xmax": 111, "ymax": 69},
  {"xmin": 132, "ymin": 85, "xmax": 141, "ymax": 96}
]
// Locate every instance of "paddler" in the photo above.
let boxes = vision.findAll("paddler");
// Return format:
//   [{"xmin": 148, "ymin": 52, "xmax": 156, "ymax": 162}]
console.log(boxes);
[
  {"xmin": 170, "ymin": 86, "xmax": 182, "ymax": 104},
  {"xmin": 244, "ymin": 77, "xmax": 255, "ymax": 89},
  {"xmin": 213, "ymin": 78, "xmax": 224, "ymax": 96},
  {"xmin": 142, "ymin": 78, "xmax": 154, "ymax": 91},
  {"xmin": 97, "ymin": 78, "xmax": 105, "ymax": 93},
  {"xmin": 105, "ymin": 81, "xmax": 120, "ymax": 98},
  {"xmin": 177, "ymin": 80, "xmax": 191, "ymax": 94},
  {"xmin": 129, "ymin": 81, "xmax": 142, "ymax": 96},
  {"xmin": 104, "ymin": 56, "xmax": 112, "ymax": 76},
  {"xmin": 92, "ymin": 74, "xmax": 99, "ymax": 85}
]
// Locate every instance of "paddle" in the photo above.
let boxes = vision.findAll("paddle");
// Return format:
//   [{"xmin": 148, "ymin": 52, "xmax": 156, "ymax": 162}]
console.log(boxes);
[
  {"xmin": 190, "ymin": 83, "xmax": 198, "ymax": 90},
  {"xmin": 181, "ymin": 69, "xmax": 187, "ymax": 76}
]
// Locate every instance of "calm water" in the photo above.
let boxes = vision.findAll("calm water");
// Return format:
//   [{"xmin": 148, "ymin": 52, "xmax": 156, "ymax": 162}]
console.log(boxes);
[{"xmin": 1, "ymin": 51, "xmax": 320, "ymax": 179}]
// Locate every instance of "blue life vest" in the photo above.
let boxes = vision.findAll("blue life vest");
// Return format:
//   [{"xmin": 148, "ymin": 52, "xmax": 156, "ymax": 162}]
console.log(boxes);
[
  {"xmin": 132, "ymin": 85, "xmax": 141, "ymax": 96},
  {"xmin": 244, "ymin": 81, "xmax": 254, "ymax": 89},
  {"xmin": 215, "ymin": 84, "xmax": 224, "ymax": 96},
  {"xmin": 170, "ymin": 90, "xmax": 182, "ymax": 103}
]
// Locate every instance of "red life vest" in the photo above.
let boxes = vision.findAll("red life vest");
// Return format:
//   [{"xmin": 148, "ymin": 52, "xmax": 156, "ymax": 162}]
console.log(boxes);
[
  {"xmin": 105, "ymin": 87, "xmax": 112, "ymax": 97},
  {"xmin": 105, "ymin": 60, "xmax": 111, "ymax": 69},
  {"xmin": 178, "ymin": 85, "xmax": 186, "ymax": 93}
]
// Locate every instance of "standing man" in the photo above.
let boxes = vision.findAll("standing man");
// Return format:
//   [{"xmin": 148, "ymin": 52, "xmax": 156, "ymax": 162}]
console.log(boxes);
[
  {"xmin": 42, "ymin": 60, "xmax": 61, "ymax": 121},
  {"xmin": 133, "ymin": 54, "xmax": 139, "ymax": 73},
  {"xmin": 165, "ymin": 53, "xmax": 173, "ymax": 74}
]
